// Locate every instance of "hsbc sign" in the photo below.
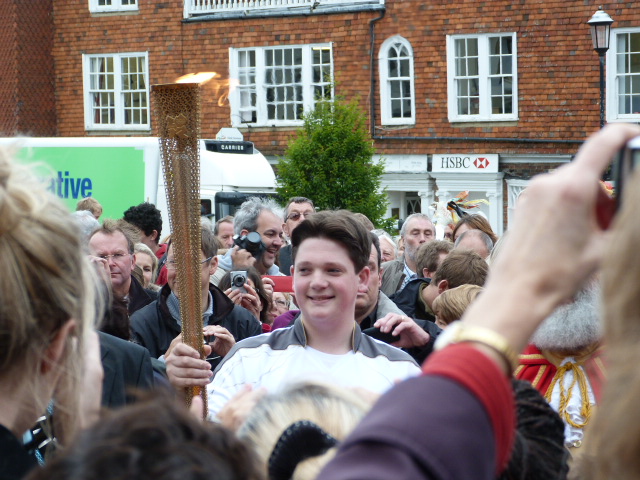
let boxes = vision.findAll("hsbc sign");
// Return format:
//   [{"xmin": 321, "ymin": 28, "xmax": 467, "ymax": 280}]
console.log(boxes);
[{"xmin": 431, "ymin": 154, "xmax": 499, "ymax": 173}]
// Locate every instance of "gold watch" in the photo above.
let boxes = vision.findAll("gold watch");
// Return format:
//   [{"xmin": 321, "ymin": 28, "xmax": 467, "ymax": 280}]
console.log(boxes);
[{"xmin": 434, "ymin": 321, "xmax": 518, "ymax": 374}]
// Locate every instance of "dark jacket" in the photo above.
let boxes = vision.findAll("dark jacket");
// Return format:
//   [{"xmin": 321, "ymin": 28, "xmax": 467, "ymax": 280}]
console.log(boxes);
[
  {"xmin": 389, "ymin": 277, "xmax": 434, "ymax": 321},
  {"xmin": 99, "ymin": 332, "xmax": 154, "ymax": 408},
  {"xmin": 278, "ymin": 244, "xmax": 293, "ymax": 275},
  {"xmin": 127, "ymin": 275, "xmax": 158, "ymax": 315},
  {"xmin": 0, "ymin": 425, "xmax": 38, "ymax": 480},
  {"xmin": 130, "ymin": 283, "xmax": 262, "ymax": 358}
]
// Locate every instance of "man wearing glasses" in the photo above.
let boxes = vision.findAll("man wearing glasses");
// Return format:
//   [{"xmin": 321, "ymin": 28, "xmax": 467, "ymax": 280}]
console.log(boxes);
[
  {"xmin": 130, "ymin": 223, "xmax": 262, "ymax": 359},
  {"xmin": 278, "ymin": 197, "xmax": 315, "ymax": 275},
  {"xmin": 89, "ymin": 219, "xmax": 156, "ymax": 315}
]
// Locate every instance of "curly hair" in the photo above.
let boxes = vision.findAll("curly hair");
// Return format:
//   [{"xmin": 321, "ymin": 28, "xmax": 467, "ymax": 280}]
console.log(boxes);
[{"xmin": 123, "ymin": 202, "xmax": 163, "ymax": 244}]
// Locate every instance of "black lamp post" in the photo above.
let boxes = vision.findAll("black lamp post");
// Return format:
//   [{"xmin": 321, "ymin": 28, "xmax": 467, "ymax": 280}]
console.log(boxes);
[{"xmin": 588, "ymin": 6, "xmax": 614, "ymax": 129}]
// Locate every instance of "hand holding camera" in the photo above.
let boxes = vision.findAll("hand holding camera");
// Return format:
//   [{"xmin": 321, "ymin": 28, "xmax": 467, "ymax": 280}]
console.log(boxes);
[{"xmin": 231, "ymin": 232, "xmax": 266, "ymax": 270}]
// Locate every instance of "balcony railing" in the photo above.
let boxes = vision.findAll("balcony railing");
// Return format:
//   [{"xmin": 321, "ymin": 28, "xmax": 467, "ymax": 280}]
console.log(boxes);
[{"xmin": 184, "ymin": 0, "xmax": 384, "ymax": 20}]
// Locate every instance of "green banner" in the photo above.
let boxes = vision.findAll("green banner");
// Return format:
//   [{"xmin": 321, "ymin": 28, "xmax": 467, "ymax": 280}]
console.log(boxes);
[{"xmin": 16, "ymin": 146, "xmax": 147, "ymax": 221}]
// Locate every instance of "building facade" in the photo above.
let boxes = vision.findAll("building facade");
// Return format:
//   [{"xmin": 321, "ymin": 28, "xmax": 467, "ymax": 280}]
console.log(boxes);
[{"xmin": 1, "ymin": 0, "xmax": 639, "ymax": 233}]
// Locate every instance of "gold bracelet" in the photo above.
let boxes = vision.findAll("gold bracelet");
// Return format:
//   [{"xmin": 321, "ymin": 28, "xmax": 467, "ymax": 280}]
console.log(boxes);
[{"xmin": 434, "ymin": 321, "xmax": 519, "ymax": 374}]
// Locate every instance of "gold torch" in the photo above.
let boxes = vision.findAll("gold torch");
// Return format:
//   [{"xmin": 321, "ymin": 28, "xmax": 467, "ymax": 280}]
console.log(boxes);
[{"xmin": 152, "ymin": 76, "xmax": 213, "ymax": 416}]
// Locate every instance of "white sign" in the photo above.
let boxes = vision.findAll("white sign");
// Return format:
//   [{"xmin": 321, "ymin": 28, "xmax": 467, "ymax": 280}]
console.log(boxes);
[
  {"xmin": 431, "ymin": 154, "xmax": 499, "ymax": 173},
  {"xmin": 216, "ymin": 127, "xmax": 244, "ymax": 141}
]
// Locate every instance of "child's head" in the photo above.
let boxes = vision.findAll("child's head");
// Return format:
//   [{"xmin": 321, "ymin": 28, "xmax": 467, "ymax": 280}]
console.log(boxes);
[
  {"xmin": 432, "ymin": 284, "xmax": 484, "ymax": 329},
  {"xmin": 76, "ymin": 196, "xmax": 103, "ymax": 220},
  {"xmin": 291, "ymin": 210, "xmax": 370, "ymax": 274}
]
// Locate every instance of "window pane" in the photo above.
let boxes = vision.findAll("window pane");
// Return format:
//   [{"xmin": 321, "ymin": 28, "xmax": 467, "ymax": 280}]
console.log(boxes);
[
  {"xmin": 501, "ymin": 96, "xmax": 513, "ymax": 114},
  {"xmin": 467, "ymin": 57, "xmax": 478, "ymax": 76},
  {"xmin": 492, "ymin": 96, "xmax": 503, "ymax": 113},
  {"xmin": 455, "ymin": 39, "xmax": 466, "ymax": 57},
  {"xmin": 402, "ymin": 99, "xmax": 412, "ymax": 117},
  {"xmin": 490, "ymin": 56, "xmax": 500, "ymax": 75},
  {"xmin": 491, "ymin": 78, "xmax": 502, "ymax": 95},
  {"xmin": 503, "ymin": 55, "xmax": 512, "ymax": 75},
  {"xmin": 467, "ymin": 38, "xmax": 478, "ymax": 56},
  {"xmin": 400, "ymin": 59, "xmax": 410, "ymax": 77},
  {"xmin": 489, "ymin": 37, "xmax": 500, "ymax": 54},
  {"xmin": 632, "ymin": 52, "xmax": 640, "ymax": 73},
  {"xmin": 389, "ymin": 59, "xmax": 398, "ymax": 77},
  {"xmin": 458, "ymin": 98, "xmax": 469, "ymax": 115},
  {"xmin": 402, "ymin": 80, "xmax": 411, "ymax": 97},
  {"xmin": 469, "ymin": 78, "xmax": 479, "ymax": 95},
  {"xmin": 631, "ymin": 32, "xmax": 640, "ymax": 53},
  {"xmin": 458, "ymin": 79, "xmax": 468, "ymax": 96},
  {"xmin": 504, "ymin": 77, "xmax": 513, "ymax": 95},
  {"xmin": 502, "ymin": 36, "xmax": 512, "ymax": 54},
  {"xmin": 617, "ymin": 53, "xmax": 627, "ymax": 74},
  {"xmin": 456, "ymin": 58, "xmax": 467, "ymax": 76},
  {"xmin": 390, "ymin": 81, "xmax": 400, "ymax": 98}
]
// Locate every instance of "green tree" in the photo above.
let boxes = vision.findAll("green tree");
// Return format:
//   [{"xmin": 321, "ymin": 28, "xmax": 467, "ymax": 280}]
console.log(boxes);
[{"xmin": 277, "ymin": 98, "xmax": 391, "ymax": 228}]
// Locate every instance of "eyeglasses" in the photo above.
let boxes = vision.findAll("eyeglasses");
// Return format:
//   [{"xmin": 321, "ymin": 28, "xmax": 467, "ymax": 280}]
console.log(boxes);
[
  {"xmin": 165, "ymin": 256, "xmax": 213, "ymax": 271},
  {"xmin": 98, "ymin": 253, "xmax": 131, "ymax": 262},
  {"xmin": 286, "ymin": 212, "xmax": 313, "ymax": 222},
  {"xmin": 274, "ymin": 299, "xmax": 290, "ymax": 308}
]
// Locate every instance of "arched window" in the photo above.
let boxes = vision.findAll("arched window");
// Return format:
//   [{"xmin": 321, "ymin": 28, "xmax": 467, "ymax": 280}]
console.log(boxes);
[{"xmin": 379, "ymin": 36, "xmax": 415, "ymax": 125}]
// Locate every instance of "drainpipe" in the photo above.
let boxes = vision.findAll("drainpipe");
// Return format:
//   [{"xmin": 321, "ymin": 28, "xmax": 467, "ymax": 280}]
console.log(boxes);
[{"xmin": 369, "ymin": 9, "xmax": 386, "ymax": 139}]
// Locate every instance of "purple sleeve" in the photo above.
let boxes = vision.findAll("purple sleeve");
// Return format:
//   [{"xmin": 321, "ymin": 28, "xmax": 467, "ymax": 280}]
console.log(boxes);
[
  {"xmin": 271, "ymin": 309, "xmax": 299, "ymax": 330},
  {"xmin": 317, "ymin": 375, "xmax": 496, "ymax": 480}
]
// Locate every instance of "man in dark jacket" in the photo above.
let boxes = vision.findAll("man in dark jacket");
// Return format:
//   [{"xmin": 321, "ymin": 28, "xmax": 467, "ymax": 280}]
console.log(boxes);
[{"xmin": 130, "ymin": 224, "xmax": 262, "ymax": 359}]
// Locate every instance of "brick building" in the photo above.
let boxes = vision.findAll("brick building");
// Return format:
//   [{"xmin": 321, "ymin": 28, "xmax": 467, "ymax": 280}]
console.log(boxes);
[{"xmin": 1, "ymin": 0, "xmax": 638, "ymax": 233}]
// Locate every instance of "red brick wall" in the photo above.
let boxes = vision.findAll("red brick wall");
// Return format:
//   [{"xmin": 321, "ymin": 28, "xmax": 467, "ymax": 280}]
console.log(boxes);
[
  {"xmin": 48, "ymin": 0, "xmax": 638, "ymax": 160},
  {"xmin": 0, "ymin": 0, "xmax": 56, "ymax": 136},
  {"xmin": 0, "ymin": 1, "xmax": 19, "ymax": 135}
]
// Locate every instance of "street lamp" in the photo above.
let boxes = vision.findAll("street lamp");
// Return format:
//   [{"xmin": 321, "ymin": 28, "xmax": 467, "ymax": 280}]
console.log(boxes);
[{"xmin": 588, "ymin": 6, "xmax": 614, "ymax": 129}]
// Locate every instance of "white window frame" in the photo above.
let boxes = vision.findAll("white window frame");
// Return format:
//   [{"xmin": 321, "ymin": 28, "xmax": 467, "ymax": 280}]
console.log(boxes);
[
  {"xmin": 89, "ymin": 0, "xmax": 138, "ymax": 13},
  {"xmin": 229, "ymin": 43, "xmax": 334, "ymax": 127},
  {"xmin": 379, "ymin": 36, "xmax": 416, "ymax": 125},
  {"xmin": 606, "ymin": 27, "xmax": 640, "ymax": 122},
  {"xmin": 82, "ymin": 52, "xmax": 150, "ymax": 131},
  {"xmin": 446, "ymin": 32, "xmax": 518, "ymax": 122}
]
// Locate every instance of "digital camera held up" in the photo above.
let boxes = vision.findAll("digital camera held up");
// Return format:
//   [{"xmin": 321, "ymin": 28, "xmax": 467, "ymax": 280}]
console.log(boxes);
[{"xmin": 233, "ymin": 231, "xmax": 266, "ymax": 259}]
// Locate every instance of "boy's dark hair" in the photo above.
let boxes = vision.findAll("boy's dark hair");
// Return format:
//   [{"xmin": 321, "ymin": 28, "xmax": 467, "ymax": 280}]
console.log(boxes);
[
  {"xmin": 123, "ymin": 203, "xmax": 163, "ymax": 245},
  {"xmin": 415, "ymin": 240, "xmax": 454, "ymax": 277},
  {"xmin": 291, "ymin": 210, "xmax": 370, "ymax": 273},
  {"xmin": 433, "ymin": 250, "xmax": 488, "ymax": 288},
  {"xmin": 25, "ymin": 394, "xmax": 265, "ymax": 480}
]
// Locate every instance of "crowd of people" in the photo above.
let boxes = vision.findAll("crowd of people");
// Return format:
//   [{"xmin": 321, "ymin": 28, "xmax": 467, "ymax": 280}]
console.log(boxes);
[{"xmin": 2, "ymin": 123, "xmax": 640, "ymax": 479}]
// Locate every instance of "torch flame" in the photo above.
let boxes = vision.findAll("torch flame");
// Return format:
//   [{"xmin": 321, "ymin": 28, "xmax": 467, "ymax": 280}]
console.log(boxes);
[{"xmin": 175, "ymin": 72, "xmax": 217, "ymax": 85}]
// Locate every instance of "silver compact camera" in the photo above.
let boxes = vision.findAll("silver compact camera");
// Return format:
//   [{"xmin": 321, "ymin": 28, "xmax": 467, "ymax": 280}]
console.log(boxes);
[{"xmin": 230, "ymin": 270, "xmax": 248, "ymax": 293}]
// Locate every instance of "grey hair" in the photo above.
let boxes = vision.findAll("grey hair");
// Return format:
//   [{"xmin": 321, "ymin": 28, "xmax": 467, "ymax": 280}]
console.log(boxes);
[
  {"xmin": 234, "ymin": 197, "xmax": 284, "ymax": 235},
  {"xmin": 400, "ymin": 213, "xmax": 434, "ymax": 237},
  {"xmin": 454, "ymin": 230, "xmax": 494, "ymax": 253},
  {"xmin": 71, "ymin": 210, "xmax": 100, "ymax": 249}
]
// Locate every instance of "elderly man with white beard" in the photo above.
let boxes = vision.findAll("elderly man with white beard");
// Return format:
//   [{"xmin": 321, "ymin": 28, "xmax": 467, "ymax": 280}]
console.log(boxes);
[{"xmin": 515, "ymin": 278, "xmax": 605, "ymax": 456}]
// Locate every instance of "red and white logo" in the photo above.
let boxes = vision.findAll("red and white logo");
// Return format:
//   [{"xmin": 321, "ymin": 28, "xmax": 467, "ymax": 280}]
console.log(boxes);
[{"xmin": 474, "ymin": 157, "xmax": 490, "ymax": 169}]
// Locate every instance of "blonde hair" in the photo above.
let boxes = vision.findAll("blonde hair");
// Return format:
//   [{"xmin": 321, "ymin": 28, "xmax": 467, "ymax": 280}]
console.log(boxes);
[
  {"xmin": 134, "ymin": 242, "xmax": 158, "ymax": 278},
  {"xmin": 76, "ymin": 196, "xmax": 102, "ymax": 217},
  {"xmin": 432, "ymin": 284, "xmax": 483, "ymax": 326},
  {"xmin": 0, "ymin": 147, "xmax": 102, "ymax": 443},
  {"xmin": 238, "ymin": 382, "xmax": 373, "ymax": 480},
  {"xmin": 579, "ymin": 170, "xmax": 640, "ymax": 479}
]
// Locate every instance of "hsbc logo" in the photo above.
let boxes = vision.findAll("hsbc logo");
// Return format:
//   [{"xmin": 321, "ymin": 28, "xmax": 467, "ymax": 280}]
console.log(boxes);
[
  {"xmin": 432, "ymin": 153, "xmax": 499, "ymax": 173},
  {"xmin": 474, "ymin": 157, "xmax": 490, "ymax": 169}
]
